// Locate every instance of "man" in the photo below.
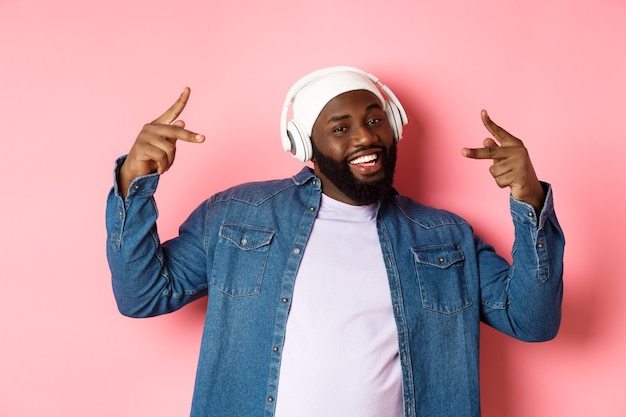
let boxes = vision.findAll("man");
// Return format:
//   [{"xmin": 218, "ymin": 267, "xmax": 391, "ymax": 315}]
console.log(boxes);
[{"xmin": 106, "ymin": 66, "xmax": 564, "ymax": 417}]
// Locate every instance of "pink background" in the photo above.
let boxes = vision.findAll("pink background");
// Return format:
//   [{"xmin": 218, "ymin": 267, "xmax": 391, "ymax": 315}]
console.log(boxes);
[{"xmin": 1, "ymin": 0, "xmax": 625, "ymax": 415}]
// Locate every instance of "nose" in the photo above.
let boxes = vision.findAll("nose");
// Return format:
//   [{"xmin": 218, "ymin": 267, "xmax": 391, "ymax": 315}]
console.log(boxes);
[{"xmin": 351, "ymin": 123, "xmax": 377, "ymax": 147}]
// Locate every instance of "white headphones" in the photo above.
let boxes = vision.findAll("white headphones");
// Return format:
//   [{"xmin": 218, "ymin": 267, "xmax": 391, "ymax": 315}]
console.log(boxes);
[{"xmin": 280, "ymin": 66, "xmax": 408, "ymax": 162}]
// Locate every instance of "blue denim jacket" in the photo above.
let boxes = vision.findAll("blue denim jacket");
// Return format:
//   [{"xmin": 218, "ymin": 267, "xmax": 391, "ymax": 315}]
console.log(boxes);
[{"xmin": 106, "ymin": 158, "xmax": 564, "ymax": 417}]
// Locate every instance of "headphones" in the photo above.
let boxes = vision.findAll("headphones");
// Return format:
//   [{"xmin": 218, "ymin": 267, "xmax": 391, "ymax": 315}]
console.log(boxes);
[{"xmin": 280, "ymin": 66, "xmax": 408, "ymax": 162}]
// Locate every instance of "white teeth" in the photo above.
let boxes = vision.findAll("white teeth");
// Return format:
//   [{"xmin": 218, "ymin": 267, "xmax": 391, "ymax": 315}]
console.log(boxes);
[{"xmin": 350, "ymin": 154, "xmax": 378, "ymax": 165}]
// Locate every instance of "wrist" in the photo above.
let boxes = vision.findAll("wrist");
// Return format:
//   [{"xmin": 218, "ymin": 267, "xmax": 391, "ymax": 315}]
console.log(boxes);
[
  {"xmin": 514, "ymin": 183, "xmax": 545, "ymax": 214},
  {"xmin": 118, "ymin": 161, "xmax": 135, "ymax": 200}
]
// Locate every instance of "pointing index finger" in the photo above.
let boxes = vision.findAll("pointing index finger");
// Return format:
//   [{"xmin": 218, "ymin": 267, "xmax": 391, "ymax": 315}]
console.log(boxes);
[{"xmin": 153, "ymin": 87, "xmax": 191, "ymax": 125}]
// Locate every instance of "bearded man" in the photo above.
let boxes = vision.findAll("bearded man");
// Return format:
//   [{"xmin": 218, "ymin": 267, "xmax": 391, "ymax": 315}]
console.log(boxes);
[{"xmin": 106, "ymin": 67, "xmax": 564, "ymax": 417}]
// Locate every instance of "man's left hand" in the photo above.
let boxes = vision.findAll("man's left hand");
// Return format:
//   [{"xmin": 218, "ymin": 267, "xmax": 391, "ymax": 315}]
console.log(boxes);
[{"xmin": 462, "ymin": 110, "xmax": 545, "ymax": 213}]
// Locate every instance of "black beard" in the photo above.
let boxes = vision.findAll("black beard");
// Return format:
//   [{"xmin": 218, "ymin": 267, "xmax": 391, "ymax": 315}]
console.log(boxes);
[{"xmin": 312, "ymin": 142, "xmax": 397, "ymax": 205}]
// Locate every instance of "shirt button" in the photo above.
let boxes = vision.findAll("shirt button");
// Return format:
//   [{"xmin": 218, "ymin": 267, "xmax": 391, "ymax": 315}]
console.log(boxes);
[
  {"xmin": 528, "ymin": 211, "xmax": 535, "ymax": 217},
  {"xmin": 293, "ymin": 248, "xmax": 301, "ymax": 255},
  {"xmin": 438, "ymin": 257, "xmax": 444, "ymax": 263},
  {"xmin": 273, "ymin": 346, "xmax": 279, "ymax": 352},
  {"xmin": 268, "ymin": 397, "xmax": 274, "ymax": 402},
  {"xmin": 281, "ymin": 298, "xmax": 289, "ymax": 303},
  {"xmin": 309, "ymin": 207, "xmax": 316, "ymax": 211},
  {"xmin": 537, "ymin": 242, "xmax": 544, "ymax": 249},
  {"xmin": 241, "ymin": 238, "xmax": 247, "ymax": 246}
]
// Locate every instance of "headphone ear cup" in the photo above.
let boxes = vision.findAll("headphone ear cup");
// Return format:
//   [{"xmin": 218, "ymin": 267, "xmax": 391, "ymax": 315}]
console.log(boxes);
[
  {"xmin": 385, "ymin": 100, "xmax": 403, "ymax": 142},
  {"xmin": 286, "ymin": 119, "xmax": 313, "ymax": 162}
]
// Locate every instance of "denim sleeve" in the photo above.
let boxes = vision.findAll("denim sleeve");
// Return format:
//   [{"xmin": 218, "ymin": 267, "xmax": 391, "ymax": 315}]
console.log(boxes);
[
  {"xmin": 478, "ymin": 182, "xmax": 565, "ymax": 341},
  {"xmin": 105, "ymin": 156, "xmax": 209, "ymax": 317}
]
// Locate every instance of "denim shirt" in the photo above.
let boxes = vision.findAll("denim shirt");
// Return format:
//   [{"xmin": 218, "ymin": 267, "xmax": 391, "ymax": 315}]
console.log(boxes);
[{"xmin": 106, "ymin": 158, "xmax": 564, "ymax": 417}]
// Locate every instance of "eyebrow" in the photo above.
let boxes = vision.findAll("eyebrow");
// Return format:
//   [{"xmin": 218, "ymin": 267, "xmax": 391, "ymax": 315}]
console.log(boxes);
[{"xmin": 326, "ymin": 102, "xmax": 383, "ymax": 124}]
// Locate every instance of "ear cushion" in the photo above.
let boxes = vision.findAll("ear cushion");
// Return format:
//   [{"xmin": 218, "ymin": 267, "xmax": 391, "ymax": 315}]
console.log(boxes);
[
  {"xmin": 385, "ymin": 100, "xmax": 403, "ymax": 142},
  {"xmin": 286, "ymin": 119, "xmax": 313, "ymax": 162}
]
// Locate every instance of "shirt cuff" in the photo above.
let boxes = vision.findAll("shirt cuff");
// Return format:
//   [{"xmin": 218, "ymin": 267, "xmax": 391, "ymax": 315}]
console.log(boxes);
[
  {"xmin": 509, "ymin": 181, "xmax": 554, "ymax": 229},
  {"xmin": 112, "ymin": 155, "xmax": 160, "ymax": 200}
]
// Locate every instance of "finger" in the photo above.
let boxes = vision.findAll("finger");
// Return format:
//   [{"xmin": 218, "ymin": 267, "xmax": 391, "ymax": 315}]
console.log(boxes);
[
  {"xmin": 125, "ymin": 136, "xmax": 176, "ymax": 176},
  {"xmin": 463, "ymin": 142, "xmax": 527, "ymax": 160},
  {"xmin": 153, "ymin": 87, "xmax": 191, "ymax": 125},
  {"xmin": 483, "ymin": 138, "xmax": 498, "ymax": 148},
  {"xmin": 491, "ymin": 167, "xmax": 534, "ymax": 193},
  {"xmin": 144, "ymin": 144, "xmax": 176, "ymax": 175},
  {"xmin": 461, "ymin": 145, "xmax": 500, "ymax": 160},
  {"xmin": 482, "ymin": 138, "xmax": 502, "ymax": 163},
  {"xmin": 143, "ymin": 123, "xmax": 205, "ymax": 143},
  {"xmin": 489, "ymin": 158, "xmax": 515, "ymax": 181},
  {"xmin": 481, "ymin": 109, "xmax": 521, "ymax": 146}
]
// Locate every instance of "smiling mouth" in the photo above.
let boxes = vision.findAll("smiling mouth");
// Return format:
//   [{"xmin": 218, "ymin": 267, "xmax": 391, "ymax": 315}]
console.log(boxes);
[{"xmin": 349, "ymin": 153, "xmax": 379, "ymax": 167}]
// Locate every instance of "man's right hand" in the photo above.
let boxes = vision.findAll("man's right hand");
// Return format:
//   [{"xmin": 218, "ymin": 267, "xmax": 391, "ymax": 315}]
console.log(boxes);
[{"xmin": 119, "ymin": 87, "xmax": 205, "ymax": 199}]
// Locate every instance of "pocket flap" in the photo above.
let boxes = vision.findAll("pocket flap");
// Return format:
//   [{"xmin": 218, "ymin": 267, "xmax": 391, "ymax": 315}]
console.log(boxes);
[
  {"xmin": 413, "ymin": 245, "xmax": 465, "ymax": 269},
  {"xmin": 219, "ymin": 223, "xmax": 274, "ymax": 250}
]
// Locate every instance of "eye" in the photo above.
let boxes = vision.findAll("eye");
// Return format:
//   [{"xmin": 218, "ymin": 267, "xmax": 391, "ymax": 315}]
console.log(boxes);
[
  {"xmin": 331, "ymin": 125, "xmax": 348, "ymax": 134},
  {"xmin": 368, "ymin": 117, "xmax": 383, "ymax": 126}
]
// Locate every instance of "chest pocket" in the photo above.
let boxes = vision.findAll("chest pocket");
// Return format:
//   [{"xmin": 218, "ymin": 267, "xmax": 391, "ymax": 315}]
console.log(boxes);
[
  {"xmin": 412, "ymin": 244, "xmax": 472, "ymax": 314},
  {"xmin": 211, "ymin": 223, "xmax": 275, "ymax": 297}
]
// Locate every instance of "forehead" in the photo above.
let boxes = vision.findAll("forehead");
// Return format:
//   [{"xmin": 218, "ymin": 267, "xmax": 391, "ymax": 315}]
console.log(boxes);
[{"xmin": 318, "ymin": 90, "xmax": 383, "ymax": 121}]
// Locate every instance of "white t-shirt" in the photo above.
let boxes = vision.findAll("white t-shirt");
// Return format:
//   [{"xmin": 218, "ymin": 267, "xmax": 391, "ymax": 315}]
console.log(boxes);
[{"xmin": 275, "ymin": 194, "xmax": 402, "ymax": 417}]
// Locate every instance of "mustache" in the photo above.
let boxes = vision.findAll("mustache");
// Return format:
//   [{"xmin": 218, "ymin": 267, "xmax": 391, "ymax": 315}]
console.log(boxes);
[{"xmin": 343, "ymin": 145, "xmax": 386, "ymax": 162}]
